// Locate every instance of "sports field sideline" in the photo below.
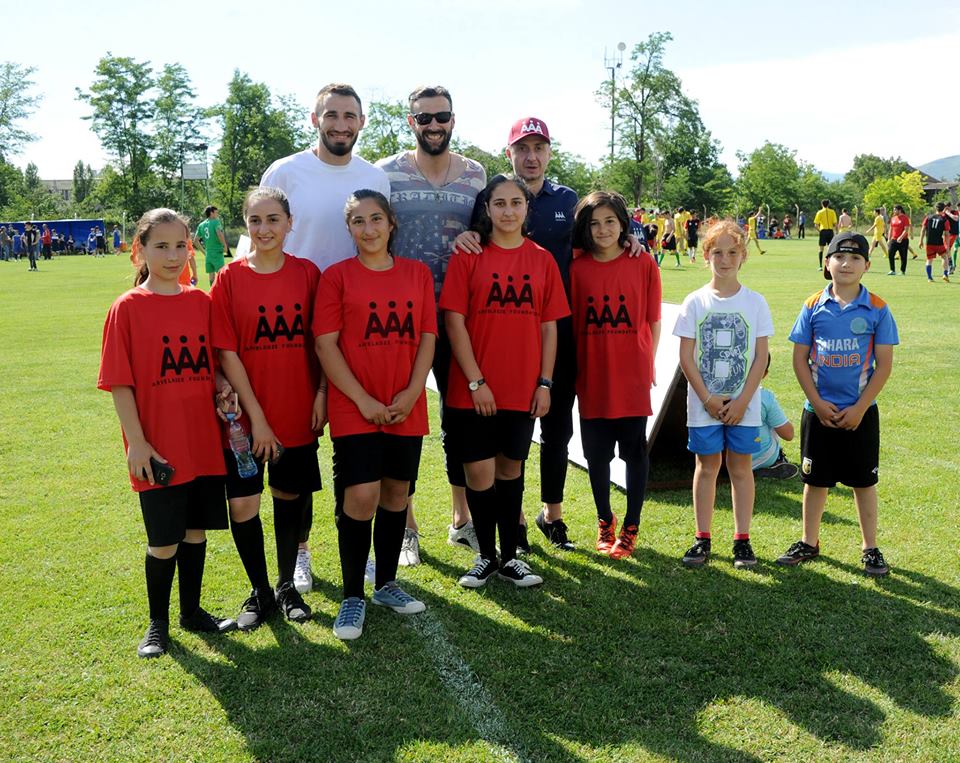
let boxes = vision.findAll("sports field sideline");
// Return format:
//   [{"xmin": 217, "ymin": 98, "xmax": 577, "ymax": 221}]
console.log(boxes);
[{"xmin": 2, "ymin": 238, "xmax": 958, "ymax": 762}]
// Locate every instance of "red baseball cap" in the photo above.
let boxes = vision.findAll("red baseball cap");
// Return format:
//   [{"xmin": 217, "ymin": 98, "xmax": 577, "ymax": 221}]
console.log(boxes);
[{"xmin": 507, "ymin": 117, "xmax": 551, "ymax": 146}]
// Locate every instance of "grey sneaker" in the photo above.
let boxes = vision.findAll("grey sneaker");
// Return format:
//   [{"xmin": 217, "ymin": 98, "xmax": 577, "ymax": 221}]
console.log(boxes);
[
  {"xmin": 372, "ymin": 581, "xmax": 426, "ymax": 614},
  {"xmin": 862, "ymin": 547, "xmax": 890, "ymax": 577},
  {"xmin": 276, "ymin": 581, "xmax": 311, "ymax": 623},
  {"xmin": 448, "ymin": 521, "xmax": 481, "ymax": 552},
  {"xmin": 333, "ymin": 597, "xmax": 366, "ymax": 640},
  {"xmin": 755, "ymin": 461, "xmax": 800, "ymax": 479},
  {"xmin": 398, "ymin": 528, "xmax": 421, "ymax": 567},
  {"xmin": 293, "ymin": 548, "xmax": 313, "ymax": 594}
]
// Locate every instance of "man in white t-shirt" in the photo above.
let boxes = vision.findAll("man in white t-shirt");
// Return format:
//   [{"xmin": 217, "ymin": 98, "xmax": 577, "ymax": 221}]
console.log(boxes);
[
  {"xmin": 260, "ymin": 82, "xmax": 390, "ymax": 272},
  {"xmin": 259, "ymin": 82, "xmax": 390, "ymax": 592}
]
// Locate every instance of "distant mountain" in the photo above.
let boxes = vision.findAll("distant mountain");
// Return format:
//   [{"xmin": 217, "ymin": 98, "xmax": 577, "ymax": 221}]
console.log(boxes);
[
  {"xmin": 918, "ymin": 155, "xmax": 960, "ymax": 182},
  {"xmin": 819, "ymin": 171, "xmax": 845, "ymax": 183}
]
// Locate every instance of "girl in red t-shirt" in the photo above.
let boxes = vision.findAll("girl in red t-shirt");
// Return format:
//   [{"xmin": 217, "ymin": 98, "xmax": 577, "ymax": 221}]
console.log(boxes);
[
  {"xmin": 439, "ymin": 175, "xmax": 570, "ymax": 589},
  {"xmin": 99, "ymin": 208, "xmax": 237, "ymax": 659},
  {"xmin": 211, "ymin": 188, "xmax": 324, "ymax": 630},
  {"xmin": 570, "ymin": 192, "xmax": 662, "ymax": 559},
  {"xmin": 314, "ymin": 189, "xmax": 436, "ymax": 640}
]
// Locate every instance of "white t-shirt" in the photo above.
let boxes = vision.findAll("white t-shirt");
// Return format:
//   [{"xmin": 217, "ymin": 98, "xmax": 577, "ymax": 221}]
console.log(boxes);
[
  {"xmin": 260, "ymin": 149, "xmax": 390, "ymax": 271},
  {"xmin": 673, "ymin": 284, "xmax": 774, "ymax": 428}
]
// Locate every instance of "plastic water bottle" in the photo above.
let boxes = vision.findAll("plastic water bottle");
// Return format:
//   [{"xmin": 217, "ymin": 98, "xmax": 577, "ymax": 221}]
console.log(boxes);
[{"xmin": 225, "ymin": 412, "xmax": 258, "ymax": 478}]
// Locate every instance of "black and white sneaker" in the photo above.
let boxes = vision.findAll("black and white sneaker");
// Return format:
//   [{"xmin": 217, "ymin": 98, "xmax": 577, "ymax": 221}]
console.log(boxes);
[
  {"xmin": 776, "ymin": 540, "xmax": 820, "ymax": 567},
  {"xmin": 137, "ymin": 619, "xmax": 169, "ymax": 658},
  {"xmin": 535, "ymin": 509, "xmax": 575, "ymax": 550},
  {"xmin": 732, "ymin": 539, "xmax": 758, "ymax": 569},
  {"xmin": 236, "ymin": 587, "xmax": 277, "ymax": 632},
  {"xmin": 180, "ymin": 607, "xmax": 238, "ymax": 634},
  {"xmin": 682, "ymin": 538, "xmax": 711, "ymax": 568},
  {"xmin": 755, "ymin": 460, "xmax": 800, "ymax": 479},
  {"xmin": 498, "ymin": 558, "xmax": 544, "ymax": 587},
  {"xmin": 276, "ymin": 581, "xmax": 312, "ymax": 622},
  {"xmin": 862, "ymin": 547, "xmax": 890, "ymax": 577},
  {"xmin": 458, "ymin": 556, "xmax": 499, "ymax": 588}
]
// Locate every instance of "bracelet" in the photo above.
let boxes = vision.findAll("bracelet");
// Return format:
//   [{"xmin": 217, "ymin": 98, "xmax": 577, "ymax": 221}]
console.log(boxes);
[
  {"xmin": 318, "ymin": 386, "xmax": 328, "ymax": 393},
  {"xmin": 703, "ymin": 393, "xmax": 714, "ymax": 406}
]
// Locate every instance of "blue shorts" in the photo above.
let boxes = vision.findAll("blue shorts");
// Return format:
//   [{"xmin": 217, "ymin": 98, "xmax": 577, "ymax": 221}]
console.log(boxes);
[{"xmin": 688, "ymin": 424, "xmax": 761, "ymax": 456}]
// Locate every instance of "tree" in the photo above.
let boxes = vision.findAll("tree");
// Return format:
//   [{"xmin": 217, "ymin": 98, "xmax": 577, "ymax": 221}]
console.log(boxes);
[
  {"xmin": 549, "ymin": 143, "xmax": 598, "ymax": 199},
  {"xmin": 845, "ymin": 154, "xmax": 912, "ymax": 195},
  {"xmin": 0, "ymin": 62, "xmax": 41, "ymax": 157},
  {"xmin": 77, "ymin": 55, "xmax": 155, "ymax": 215},
  {"xmin": 152, "ymin": 63, "xmax": 207, "ymax": 208},
  {"xmin": 72, "ymin": 161, "xmax": 95, "ymax": 204},
  {"xmin": 736, "ymin": 142, "xmax": 800, "ymax": 216},
  {"xmin": 450, "ymin": 139, "xmax": 511, "ymax": 183},
  {"xmin": 357, "ymin": 100, "xmax": 414, "ymax": 163},
  {"xmin": 863, "ymin": 171, "xmax": 926, "ymax": 215}
]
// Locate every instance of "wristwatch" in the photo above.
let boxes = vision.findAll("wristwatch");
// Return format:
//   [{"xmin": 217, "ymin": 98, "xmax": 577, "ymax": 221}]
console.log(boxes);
[
  {"xmin": 468, "ymin": 378, "xmax": 485, "ymax": 392},
  {"xmin": 537, "ymin": 377, "xmax": 553, "ymax": 390}
]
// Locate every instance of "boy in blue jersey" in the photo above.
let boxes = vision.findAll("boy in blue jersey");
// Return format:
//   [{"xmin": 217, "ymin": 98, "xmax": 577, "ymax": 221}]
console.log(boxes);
[
  {"xmin": 753, "ymin": 353, "xmax": 797, "ymax": 479},
  {"xmin": 776, "ymin": 232, "xmax": 898, "ymax": 576}
]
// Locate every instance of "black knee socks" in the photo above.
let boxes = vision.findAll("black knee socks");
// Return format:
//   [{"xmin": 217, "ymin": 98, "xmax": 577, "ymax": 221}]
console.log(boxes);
[
  {"xmin": 495, "ymin": 477, "xmax": 523, "ymax": 563},
  {"xmin": 373, "ymin": 505, "xmax": 408, "ymax": 589},
  {"xmin": 337, "ymin": 513, "xmax": 372, "ymax": 599},
  {"xmin": 273, "ymin": 495, "xmax": 304, "ymax": 586},
  {"xmin": 465, "ymin": 485, "xmax": 498, "ymax": 561},
  {"xmin": 299, "ymin": 493, "xmax": 313, "ymax": 545},
  {"xmin": 624, "ymin": 451, "xmax": 649, "ymax": 528},
  {"xmin": 586, "ymin": 459, "xmax": 614, "ymax": 523},
  {"xmin": 145, "ymin": 553, "xmax": 177, "ymax": 621},
  {"xmin": 230, "ymin": 513, "xmax": 270, "ymax": 591},
  {"xmin": 176, "ymin": 540, "xmax": 206, "ymax": 617}
]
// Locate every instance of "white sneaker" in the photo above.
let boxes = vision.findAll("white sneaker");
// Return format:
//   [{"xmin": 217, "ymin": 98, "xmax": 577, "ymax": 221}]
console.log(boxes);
[
  {"xmin": 293, "ymin": 548, "xmax": 313, "ymax": 594},
  {"xmin": 447, "ymin": 521, "xmax": 480, "ymax": 552},
  {"xmin": 364, "ymin": 557, "xmax": 376, "ymax": 584},
  {"xmin": 398, "ymin": 528, "xmax": 421, "ymax": 567}
]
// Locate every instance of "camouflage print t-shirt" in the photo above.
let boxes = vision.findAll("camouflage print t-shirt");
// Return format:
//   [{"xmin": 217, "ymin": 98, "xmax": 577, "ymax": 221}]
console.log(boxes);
[{"xmin": 377, "ymin": 152, "xmax": 486, "ymax": 303}]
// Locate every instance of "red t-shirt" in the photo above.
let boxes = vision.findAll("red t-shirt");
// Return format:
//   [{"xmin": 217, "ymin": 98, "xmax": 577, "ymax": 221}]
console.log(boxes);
[
  {"xmin": 313, "ymin": 257, "xmax": 437, "ymax": 438},
  {"xmin": 570, "ymin": 250, "xmax": 662, "ymax": 419},
  {"xmin": 210, "ymin": 254, "xmax": 321, "ymax": 447},
  {"xmin": 439, "ymin": 238, "xmax": 570, "ymax": 411},
  {"xmin": 888, "ymin": 213, "xmax": 910, "ymax": 241},
  {"xmin": 41, "ymin": 229, "xmax": 51, "ymax": 245},
  {"xmin": 98, "ymin": 286, "xmax": 226, "ymax": 492}
]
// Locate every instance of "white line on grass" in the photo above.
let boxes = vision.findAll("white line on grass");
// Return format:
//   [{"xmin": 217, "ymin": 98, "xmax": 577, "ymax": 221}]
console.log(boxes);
[{"xmin": 404, "ymin": 610, "xmax": 527, "ymax": 763}]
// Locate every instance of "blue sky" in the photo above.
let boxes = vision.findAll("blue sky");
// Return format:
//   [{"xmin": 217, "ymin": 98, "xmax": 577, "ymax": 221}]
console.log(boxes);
[{"xmin": 7, "ymin": 0, "xmax": 960, "ymax": 179}]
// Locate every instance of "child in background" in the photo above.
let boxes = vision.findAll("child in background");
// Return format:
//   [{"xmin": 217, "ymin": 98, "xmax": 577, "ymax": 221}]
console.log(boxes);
[
  {"xmin": 777, "ymin": 233, "xmax": 898, "ymax": 576},
  {"xmin": 99, "ymin": 208, "xmax": 236, "ymax": 658},
  {"xmin": 752, "ymin": 353, "xmax": 798, "ymax": 480},
  {"xmin": 570, "ymin": 192, "xmax": 661, "ymax": 558},
  {"xmin": 865, "ymin": 208, "xmax": 886, "ymax": 261},
  {"xmin": 211, "ymin": 187, "xmax": 325, "ymax": 630},
  {"xmin": 673, "ymin": 219, "xmax": 773, "ymax": 569}
]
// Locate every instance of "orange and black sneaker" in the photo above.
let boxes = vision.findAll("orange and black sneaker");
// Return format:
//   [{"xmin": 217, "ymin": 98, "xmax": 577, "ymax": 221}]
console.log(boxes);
[
  {"xmin": 609, "ymin": 524, "xmax": 639, "ymax": 559},
  {"xmin": 596, "ymin": 514, "xmax": 618, "ymax": 553}
]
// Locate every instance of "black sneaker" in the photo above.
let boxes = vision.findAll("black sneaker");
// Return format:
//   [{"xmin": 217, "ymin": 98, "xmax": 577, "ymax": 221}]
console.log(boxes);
[
  {"xmin": 137, "ymin": 619, "xmax": 169, "ymax": 658},
  {"xmin": 276, "ymin": 581, "xmax": 312, "ymax": 622},
  {"xmin": 755, "ymin": 461, "xmax": 800, "ymax": 479},
  {"xmin": 497, "ymin": 558, "xmax": 543, "ymax": 587},
  {"xmin": 535, "ymin": 509, "xmax": 575, "ymax": 550},
  {"xmin": 517, "ymin": 523, "xmax": 530, "ymax": 556},
  {"xmin": 732, "ymin": 539, "xmax": 757, "ymax": 569},
  {"xmin": 862, "ymin": 547, "xmax": 890, "ymax": 577},
  {"xmin": 236, "ymin": 587, "xmax": 277, "ymax": 632},
  {"xmin": 776, "ymin": 540, "xmax": 820, "ymax": 567},
  {"xmin": 180, "ymin": 607, "xmax": 238, "ymax": 634},
  {"xmin": 682, "ymin": 538, "xmax": 711, "ymax": 567},
  {"xmin": 458, "ymin": 555, "xmax": 499, "ymax": 588}
]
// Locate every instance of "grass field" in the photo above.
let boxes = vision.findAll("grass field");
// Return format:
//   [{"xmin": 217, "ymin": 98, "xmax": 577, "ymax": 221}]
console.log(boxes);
[{"xmin": 2, "ymin": 240, "xmax": 959, "ymax": 762}]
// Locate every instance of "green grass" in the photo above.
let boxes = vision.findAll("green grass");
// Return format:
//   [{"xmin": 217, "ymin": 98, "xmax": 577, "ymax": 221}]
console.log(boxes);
[{"xmin": 2, "ymin": 243, "xmax": 959, "ymax": 762}]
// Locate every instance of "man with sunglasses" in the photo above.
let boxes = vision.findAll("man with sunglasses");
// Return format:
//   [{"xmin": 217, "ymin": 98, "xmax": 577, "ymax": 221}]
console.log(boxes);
[
  {"xmin": 260, "ymin": 82, "xmax": 390, "ymax": 595},
  {"xmin": 377, "ymin": 86, "xmax": 487, "ymax": 566}
]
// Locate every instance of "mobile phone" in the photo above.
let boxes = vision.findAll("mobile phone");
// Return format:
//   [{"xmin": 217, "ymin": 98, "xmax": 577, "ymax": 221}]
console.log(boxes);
[
  {"xmin": 144, "ymin": 457, "xmax": 175, "ymax": 486},
  {"xmin": 271, "ymin": 444, "xmax": 285, "ymax": 464}
]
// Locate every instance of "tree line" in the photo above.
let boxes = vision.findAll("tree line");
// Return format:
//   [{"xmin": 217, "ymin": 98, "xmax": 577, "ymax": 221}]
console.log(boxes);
[{"xmin": 0, "ymin": 34, "xmax": 935, "ymax": 229}]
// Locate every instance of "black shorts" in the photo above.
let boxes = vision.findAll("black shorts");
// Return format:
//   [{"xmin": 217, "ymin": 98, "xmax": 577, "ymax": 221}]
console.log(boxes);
[
  {"xmin": 443, "ymin": 408, "xmax": 535, "ymax": 464},
  {"xmin": 580, "ymin": 416, "xmax": 648, "ymax": 463},
  {"xmin": 662, "ymin": 236, "xmax": 677, "ymax": 251},
  {"xmin": 800, "ymin": 405, "xmax": 879, "ymax": 488},
  {"xmin": 224, "ymin": 441, "xmax": 322, "ymax": 499},
  {"xmin": 818, "ymin": 229, "xmax": 834, "ymax": 247},
  {"xmin": 138, "ymin": 476, "xmax": 228, "ymax": 547},
  {"xmin": 333, "ymin": 432, "xmax": 423, "ymax": 503},
  {"xmin": 687, "ymin": 235, "xmax": 698, "ymax": 248}
]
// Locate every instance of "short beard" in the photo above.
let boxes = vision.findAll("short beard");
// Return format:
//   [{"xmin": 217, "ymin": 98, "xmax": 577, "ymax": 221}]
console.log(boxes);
[
  {"xmin": 416, "ymin": 128, "xmax": 451, "ymax": 157},
  {"xmin": 320, "ymin": 129, "xmax": 357, "ymax": 157}
]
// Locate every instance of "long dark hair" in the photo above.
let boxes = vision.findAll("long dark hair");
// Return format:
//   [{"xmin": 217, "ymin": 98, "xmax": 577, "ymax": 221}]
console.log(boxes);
[
  {"xmin": 131, "ymin": 208, "xmax": 190, "ymax": 286},
  {"xmin": 472, "ymin": 174, "xmax": 533, "ymax": 245},
  {"xmin": 344, "ymin": 189, "xmax": 399, "ymax": 254},
  {"xmin": 572, "ymin": 191, "xmax": 630, "ymax": 252}
]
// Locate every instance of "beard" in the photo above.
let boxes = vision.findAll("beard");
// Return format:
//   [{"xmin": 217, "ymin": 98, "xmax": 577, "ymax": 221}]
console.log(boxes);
[
  {"xmin": 320, "ymin": 128, "xmax": 358, "ymax": 157},
  {"xmin": 415, "ymin": 128, "xmax": 452, "ymax": 156}
]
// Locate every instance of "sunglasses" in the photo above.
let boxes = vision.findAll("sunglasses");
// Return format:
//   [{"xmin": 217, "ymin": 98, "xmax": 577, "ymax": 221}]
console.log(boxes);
[{"xmin": 411, "ymin": 111, "xmax": 452, "ymax": 126}]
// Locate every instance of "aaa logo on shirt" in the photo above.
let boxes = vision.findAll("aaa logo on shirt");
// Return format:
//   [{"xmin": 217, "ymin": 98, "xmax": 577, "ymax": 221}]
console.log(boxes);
[
  {"xmin": 365, "ymin": 300, "xmax": 415, "ymax": 340},
  {"xmin": 486, "ymin": 273, "xmax": 533, "ymax": 309},
  {"xmin": 255, "ymin": 303, "xmax": 305, "ymax": 343},
  {"xmin": 160, "ymin": 334, "xmax": 211, "ymax": 377},
  {"xmin": 585, "ymin": 294, "xmax": 633, "ymax": 329}
]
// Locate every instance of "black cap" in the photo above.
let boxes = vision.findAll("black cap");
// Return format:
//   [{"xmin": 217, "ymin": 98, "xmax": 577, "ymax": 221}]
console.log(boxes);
[{"xmin": 824, "ymin": 232, "xmax": 869, "ymax": 280}]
